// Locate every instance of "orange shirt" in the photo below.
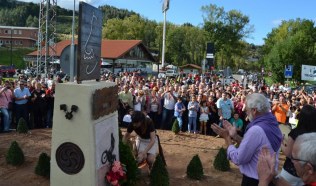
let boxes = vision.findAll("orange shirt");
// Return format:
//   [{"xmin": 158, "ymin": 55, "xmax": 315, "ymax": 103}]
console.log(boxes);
[{"xmin": 274, "ymin": 103, "xmax": 289, "ymax": 124}]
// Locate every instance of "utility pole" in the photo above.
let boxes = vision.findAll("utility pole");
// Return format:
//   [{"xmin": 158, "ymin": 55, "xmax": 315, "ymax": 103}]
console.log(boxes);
[
  {"xmin": 161, "ymin": 0, "xmax": 169, "ymax": 69},
  {"xmin": 69, "ymin": 0, "xmax": 75, "ymax": 82},
  {"xmin": 10, "ymin": 27, "xmax": 13, "ymax": 66}
]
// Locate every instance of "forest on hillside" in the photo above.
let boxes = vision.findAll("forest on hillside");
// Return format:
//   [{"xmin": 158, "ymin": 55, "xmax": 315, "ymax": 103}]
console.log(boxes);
[{"xmin": 3, "ymin": 0, "xmax": 315, "ymax": 83}]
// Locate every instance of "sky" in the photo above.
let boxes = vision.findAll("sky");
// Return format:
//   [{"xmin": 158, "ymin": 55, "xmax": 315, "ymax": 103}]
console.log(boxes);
[{"xmin": 19, "ymin": 0, "xmax": 316, "ymax": 45}]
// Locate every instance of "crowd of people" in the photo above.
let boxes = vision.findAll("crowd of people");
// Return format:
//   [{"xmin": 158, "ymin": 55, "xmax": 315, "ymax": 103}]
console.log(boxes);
[
  {"xmin": 0, "ymin": 74, "xmax": 56, "ymax": 132},
  {"xmin": 1, "ymin": 70, "xmax": 316, "ymax": 186},
  {"xmin": 116, "ymin": 72, "xmax": 316, "ymax": 186}
]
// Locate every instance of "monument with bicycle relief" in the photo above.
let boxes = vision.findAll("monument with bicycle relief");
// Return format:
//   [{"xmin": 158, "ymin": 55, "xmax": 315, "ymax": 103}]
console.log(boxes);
[{"xmin": 50, "ymin": 2, "xmax": 119, "ymax": 186}]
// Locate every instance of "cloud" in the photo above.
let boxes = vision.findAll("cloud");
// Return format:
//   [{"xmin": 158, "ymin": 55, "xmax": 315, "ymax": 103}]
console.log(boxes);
[{"xmin": 271, "ymin": 19, "xmax": 283, "ymax": 27}]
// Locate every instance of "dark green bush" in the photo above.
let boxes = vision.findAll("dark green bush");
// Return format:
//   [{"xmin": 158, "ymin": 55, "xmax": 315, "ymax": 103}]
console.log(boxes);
[
  {"xmin": 35, "ymin": 152, "xmax": 51, "ymax": 177},
  {"xmin": 150, "ymin": 155, "xmax": 169, "ymax": 186},
  {"xmin": 118, "ymin": 128, "xmax": 123, "ymax": 141},
  {"xmin": 186, "ymin": 154, "xmax": 204, "ymax": 180},
  {"xmin": 171, "ymin": 119, "xmax": 180, "ymax": 134},
  {"xmin": 119, "ymin": 140, "xmax": 138, "ymax": 186},
  {"xmin": 17, "ymin": 118, "xmax": 28, "ymax": 133},
  {"xmin": 213, "ymin": 147, "xmax": 230, "ymax": 171},
  {"xmin": 6, "ymin": 141, "xmax": 25, "ymax": 166}
]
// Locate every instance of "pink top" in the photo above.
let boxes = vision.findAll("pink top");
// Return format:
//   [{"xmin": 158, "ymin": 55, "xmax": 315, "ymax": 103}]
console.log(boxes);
[{"xmin": 0, "ymin": 86, "xmax": 13, "ymax": 109}]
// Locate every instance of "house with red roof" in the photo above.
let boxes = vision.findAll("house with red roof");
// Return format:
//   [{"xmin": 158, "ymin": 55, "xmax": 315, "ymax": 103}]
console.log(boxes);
[{"xmin": 24, "ymin": 39, "xmax": 157, "ymax": 74}]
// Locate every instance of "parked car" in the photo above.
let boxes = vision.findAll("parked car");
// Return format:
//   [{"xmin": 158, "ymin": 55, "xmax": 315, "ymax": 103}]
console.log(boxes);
[
  {"xmin": 165, "ymin": 69, "xmax": 179, "ymax": 78},
  {"xmin": 0, "ymin": 65, "xmax": 16, "ymax": 77},
  {"xmin": 236, "ymin": 69, "xmax": 245, "ymax": 74},
  {"xmin": 220, "ymin": 77, "xmax": 236, "ymax": 85}
]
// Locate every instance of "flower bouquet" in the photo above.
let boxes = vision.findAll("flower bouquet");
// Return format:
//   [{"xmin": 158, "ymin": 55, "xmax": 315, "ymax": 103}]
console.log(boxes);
[{"xmin": 105, "ymin": 161, "xmax": 127, "ymax": 186}]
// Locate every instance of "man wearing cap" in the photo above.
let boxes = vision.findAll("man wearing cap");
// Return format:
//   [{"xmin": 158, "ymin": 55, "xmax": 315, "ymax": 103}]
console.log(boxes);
[{"xmin": 14, "ymin": 80, "xmax": 31, "ymax": 129}]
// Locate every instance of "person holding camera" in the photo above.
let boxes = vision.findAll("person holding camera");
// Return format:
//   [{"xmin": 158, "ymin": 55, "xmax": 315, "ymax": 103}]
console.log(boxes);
[
  {"xmin": 272, "ymin": 95, "xmax": 289, "ymax": 124},
  {"xmin": 0, "ymin": 80, "xmax": 14, "ymax": 132}
]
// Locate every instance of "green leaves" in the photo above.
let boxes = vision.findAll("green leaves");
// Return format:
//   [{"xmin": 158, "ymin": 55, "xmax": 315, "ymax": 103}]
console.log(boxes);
[
  {"xmin": 6, "ymin": 141, "xmax": 25, "ymax": 166},
  {"xmin": 35, "ymin": 153, "xmax": 51, "ymax": 177},
  {"xmin": 150, "ymin": 155, "xmax": 169, "ymax": 186},
  {"xmin": 186, "ymin": 154, "xmax": 204, "ymax": 180},
  {"xmin": 213, "ymin": 147, "xmax": 230, "ymax": 172},
  {"xmin": 263, "ymin": 19, "xmax": 316, "ymax": 82}
]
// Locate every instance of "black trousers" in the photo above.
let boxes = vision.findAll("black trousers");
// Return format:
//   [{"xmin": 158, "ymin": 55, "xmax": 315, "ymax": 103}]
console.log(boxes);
[{"xmin": 241, "ymin": 174, "xmax": 275, "ymax": 186}]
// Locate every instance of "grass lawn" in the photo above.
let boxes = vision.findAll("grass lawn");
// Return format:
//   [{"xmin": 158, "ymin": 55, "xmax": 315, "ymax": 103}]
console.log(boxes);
[{"xmin": 0, "ymin": 47, "xmax": 35, "ymax": 69}]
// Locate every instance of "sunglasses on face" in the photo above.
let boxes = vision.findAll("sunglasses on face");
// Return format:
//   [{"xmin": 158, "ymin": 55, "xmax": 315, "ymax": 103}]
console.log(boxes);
[{"xmin": 290, "ymin": 155, "xmax": 316, "ymax": 170}]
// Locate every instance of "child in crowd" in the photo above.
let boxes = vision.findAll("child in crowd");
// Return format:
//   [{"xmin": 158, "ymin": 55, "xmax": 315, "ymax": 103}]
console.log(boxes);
[
  {"xmin": 199, "ymin": 101, "xmax": 209, "ymax": 135},
  {"xmin": 187, "ymin": 95, "xmax": 199, "ymax": 134},
  {"xmin": 229, "ymin": 112, "xmax": 244, "ymax": 135},
  {"xmin": 174, "ymin": 96, "xmax": 186, "ymax": 132}
]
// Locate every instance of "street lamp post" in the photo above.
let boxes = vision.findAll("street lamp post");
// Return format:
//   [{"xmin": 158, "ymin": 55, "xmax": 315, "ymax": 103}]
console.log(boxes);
[
  {"xmin": 69, "ymin": 0, "xmax": 76, "ymax": 82},
  {"xmin": 10, "ymin": 27, "xmax": 13, "ymax": 66},
  {"xmin": 161, "ymin": 0, "xmax": 169, "ymax": 69}
]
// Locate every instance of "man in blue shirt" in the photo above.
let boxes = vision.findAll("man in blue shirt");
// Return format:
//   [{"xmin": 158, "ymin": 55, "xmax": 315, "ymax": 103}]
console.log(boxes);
[
  {"xmin": 14, "ymin": 80, "xmax": 31, "ymax": 129},
  {"xmin": 216, "ymin": 92, "xmax": 234, "ymax": 126}
]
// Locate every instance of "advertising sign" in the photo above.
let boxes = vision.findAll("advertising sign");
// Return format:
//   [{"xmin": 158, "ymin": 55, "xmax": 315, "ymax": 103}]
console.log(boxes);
[
  {"xmin": 284, "ymin": 65, "xmax": 293, "ymax": 78},
  {"xmin": 301, "ymin": 65, "xmax": 316, "ymax": 81}
]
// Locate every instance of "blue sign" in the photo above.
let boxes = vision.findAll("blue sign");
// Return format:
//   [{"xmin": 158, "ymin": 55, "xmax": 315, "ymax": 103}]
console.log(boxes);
[{"xmin": 285, "ymin": 65, "xmax": 293, "ymax": 78}]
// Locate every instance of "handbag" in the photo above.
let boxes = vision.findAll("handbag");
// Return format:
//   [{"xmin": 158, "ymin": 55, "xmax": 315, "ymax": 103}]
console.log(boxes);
[{"xmin": 4, "ymin": 91, "xmax": 13, "ymax": 110}]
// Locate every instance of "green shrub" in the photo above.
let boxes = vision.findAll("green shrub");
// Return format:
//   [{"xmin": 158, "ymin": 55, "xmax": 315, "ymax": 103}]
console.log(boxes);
[
  {"xmin": 35, "ymin": 153, "xmax": 51, "ymax": 177},
  {"xmin": 17, "ymin": 118, "xmax": 28, "ymax": 133},
  {"xmin": 186, "ymin": 154, "xmax": 204, "ymax": 180},
  {"xmin": 213, "ymin": 147, "xmax": 230, "ymax": 171},
  {"xmin": 6, "ymin": 141, "xmax": 25, "ymax": 166},
  {"xmin": 150, "ymin": 155, "xmax": 169, "ymax": 186},
  {"xmin": 171, "ymin": 119, "xmax": 180, "ymax": 134},
  {"xmin": 118, "ymin": 128, "xmax": 123, "ymax": 141},
  {"xmin": 119, "ymin": 140, "xmax": 138, "ymax": 186}
]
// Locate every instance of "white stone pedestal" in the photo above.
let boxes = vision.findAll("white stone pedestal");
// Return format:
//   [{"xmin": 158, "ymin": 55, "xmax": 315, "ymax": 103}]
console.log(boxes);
[{"xmin": 51, "ymin": 81, "xmax": 119, "ymax": 186}]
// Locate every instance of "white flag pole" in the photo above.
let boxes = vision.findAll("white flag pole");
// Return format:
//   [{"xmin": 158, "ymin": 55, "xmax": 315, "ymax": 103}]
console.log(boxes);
[
  {"xmin": 161, "ymin": 0, "xmax": 169, "ymax": 69},
  {"xmin": 161, "ymin": 10, "xmax": 167, "ymax": 68}
]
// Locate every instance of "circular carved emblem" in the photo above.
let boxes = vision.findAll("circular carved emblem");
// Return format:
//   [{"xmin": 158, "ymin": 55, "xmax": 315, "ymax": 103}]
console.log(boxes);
[{"xmin": 56, "ymin": 142, "xmax": 85, "ymax": 174}]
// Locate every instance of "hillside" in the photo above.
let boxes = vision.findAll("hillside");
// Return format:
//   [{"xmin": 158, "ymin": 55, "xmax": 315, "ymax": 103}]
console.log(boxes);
[
  {"xmin": 0, "ymin": 0, "xmax": 138, "ymax": 34},
  {"xmin": 0, "ymin": 48, "xmax": 34, "ymax": 69}
]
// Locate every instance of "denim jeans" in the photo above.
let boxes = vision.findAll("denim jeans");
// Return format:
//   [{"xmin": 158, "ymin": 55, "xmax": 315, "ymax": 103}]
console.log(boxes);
[
  {"xmin": 188, "ymin": 116, "xmax": 197, "ymax": 133},
  {"xmin": 176, "ymin": 116, "xmax": 183, "ymax": 130},
  {"xmin": 0, "ymin": 108, "xmax": 11, "ymax": 131},
  {"xmin": 46, "ymin": 107, "xmax": 53, "ymax": 128},
  {"xmin": 15, "ymin": 103, "xmax": 30, "ymax": 129},
  {"xmin": 161, "ymin": 108, "xmax": 174, "ymax": 130}
]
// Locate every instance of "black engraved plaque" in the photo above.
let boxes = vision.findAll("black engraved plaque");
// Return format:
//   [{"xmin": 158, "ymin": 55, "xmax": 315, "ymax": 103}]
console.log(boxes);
[
  {"xmin": 77, "ymin": 2, "xmax": 103, "ymax": 82},
  {"xmin": 92, "ymin": 86, "xmax": 118, "ymax": 120},
  {"xmin": 56, "ymin": 142, "xmax": 85, "ymax": 174}
]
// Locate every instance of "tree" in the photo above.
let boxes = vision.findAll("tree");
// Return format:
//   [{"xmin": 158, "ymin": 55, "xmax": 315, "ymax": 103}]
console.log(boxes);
[
  {"xmin": 186, "ymin": 154, "xmax": 204, "ymax": 180},
  {"xmin": 17, "ymin": 118, "xmax": 28, "ymax": 133},
  {"xmin": 119, "ymin": 138, "xmax": 138, "ymax": 185},
  {"xmin": 35, "ymin": 153, "xmax": 51, "ymax": 177},
  {"xmin": 263, "ymin": 19, "xmax": 316, "ymax": 82},
  {"xmin": 202, "ymin": 4, "xmax": 254, "ymax": 69},
  {"xmin": 150, "ymin": 155, "xmax": 169, "ymax": 186},
  {"xmin": 171, "ymin": 119, "xmax": 180, "ymax": 134},
  {"xmin": 6, "ymin": 141, "xmax": 25, "ymax": 166},
  {"xmin": 213, "ymin": 147, "xmax": 230, "ymax": 171}
]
